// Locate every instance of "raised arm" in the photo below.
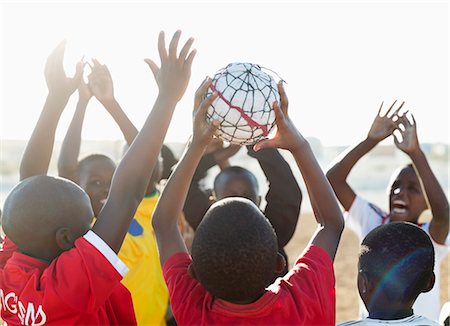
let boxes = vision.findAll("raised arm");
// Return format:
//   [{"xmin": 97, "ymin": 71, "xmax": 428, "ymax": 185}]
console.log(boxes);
[
  {"xmin": 394, "ymin": 114, "xmax": 449, "ymax": 244},
  {"xmin": 57, "ymin": 80, "xmax": 92, "ymax": 182},
  {"xmin": 153, "ymin": 79, "xmax": 219, "ymax": 265},
  {"xmin": 93, "ymin": 31, "xmax": 196, "ymax": 253},
  {"xmin": 254, "ymin": 82, "xmax": 344, "ymax": 260},
  {"xmin": 88, "ymin": 59, "xmax": 138, "ymax": 146},
  {"xmin": 20, "ymin": 41, "xmax": 83, "ymax": 181},
  {"xmin": 326, "ymin": 101, "xmax": 404, "ymax": 210},
  {"xmin": 247, "ymin": 146, "xmax": 302, "ymax": 249}
]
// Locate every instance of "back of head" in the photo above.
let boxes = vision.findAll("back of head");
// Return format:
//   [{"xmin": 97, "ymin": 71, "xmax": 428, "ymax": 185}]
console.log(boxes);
[
  {"xmin": 359, "ymin": 222, "xmax": 434, "ymax": 304},
  {"xmin": 191, "ymin": 197, "xmax": 278, "ymax": 303},
  {"xmin": 2, "ymin": 175, "xmax": 93, "ymax": 260},
  {"xmin": 213, "ymin": 166, "xmax": 260, "ymax": 204}
]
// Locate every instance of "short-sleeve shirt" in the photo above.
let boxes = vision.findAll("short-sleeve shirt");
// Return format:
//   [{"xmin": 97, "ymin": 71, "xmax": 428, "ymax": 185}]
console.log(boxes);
[
  {"xmin": 119, "ymin": 193, "xmax": 169, "ymax": 326},
  {"xmin": 346, "ymin": 195, "xmax": 450, "ymax": 321},
  {"xmin": 0, "ymin": 231, "xmax": 136, "ymax": 325},
  {"xmin": 337, "ymin": 314, "xmax": 440, "ymax": 326},
  {"xmin": 163, "ymin": 244, "xmax": 336, "ymax": 325}
]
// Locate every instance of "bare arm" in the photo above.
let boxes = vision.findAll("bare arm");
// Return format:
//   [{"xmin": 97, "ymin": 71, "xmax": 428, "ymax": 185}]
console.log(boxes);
[
  {"xmin": 254, "ymin": 82, "xmax": 344, "ymax": 260},
  {"xmin": 394, "ymin": 114, "xmax": 449, "ymax": 244},
  {"xmin": 88, "ymin": 60, "xmax": 138, "ymax": 146},
  {"xmin": 57, "ymin": 81, "xmax": 92, "ymax": 182},
  {"xmin": 93, "ymin": 31, "xmax": 196, "ymax": 253},
  {"xmin": 247, "ymin": 146, "xmax": 301, "ymax": 248},
  {"xmin": 326, "ymin": 101, "xmax": 404, "ymax": 210},
  {"xmin": 20, "ymin": 41, "xmax": 83, "ymax": 181},
  {"xmin": 153, "ymin": 79, "xmax": 219, "ymax": 265}
]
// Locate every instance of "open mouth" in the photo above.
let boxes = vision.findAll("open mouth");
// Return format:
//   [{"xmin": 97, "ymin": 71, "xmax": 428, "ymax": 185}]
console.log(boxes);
[{"xmin": 392, "ymin": 199, "xmax": 408, "ymax": 214}]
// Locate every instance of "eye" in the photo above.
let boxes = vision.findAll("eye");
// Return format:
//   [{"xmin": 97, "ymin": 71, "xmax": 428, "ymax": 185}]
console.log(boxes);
[{"xmin": 393, "ymin": 188, "xmax": 400, "ymax": 195}]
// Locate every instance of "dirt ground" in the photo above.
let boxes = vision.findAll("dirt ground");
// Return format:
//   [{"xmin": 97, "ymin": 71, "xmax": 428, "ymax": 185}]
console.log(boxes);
[{"xmin": 284, "ymin": 212, "xmax": 450, "ymax": 323}]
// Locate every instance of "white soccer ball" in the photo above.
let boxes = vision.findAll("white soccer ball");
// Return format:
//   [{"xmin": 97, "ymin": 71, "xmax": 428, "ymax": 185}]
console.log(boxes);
[{"xmin": 205, "ymin": 62, "xmax": 280, "ymax": 146}]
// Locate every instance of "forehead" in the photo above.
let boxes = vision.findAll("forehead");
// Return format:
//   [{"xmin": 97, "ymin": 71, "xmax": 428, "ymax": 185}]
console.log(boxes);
[
  {"xmin": 79, "ymin": 158, "xmax": 116, "ymax": 177},
  {"xmin": 392, "ymin": 167, "xmax": 418, "ymax": 184}
]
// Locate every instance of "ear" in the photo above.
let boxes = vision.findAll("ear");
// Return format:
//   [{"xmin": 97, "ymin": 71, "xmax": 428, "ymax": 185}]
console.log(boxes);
[
  {"xmin": 422, "ymin": 271, "xmax": 435, "ymax": 293},
  {"xmin": 256, "ymin": 195, "xmax": 262, "ymax": 207},
  {"xmin": 187, "ymin": 263, "xmax": 198, "ymax": 280},
  {"xmin": 55, "ymin": 227, "xmax": 75, "ymax": 251},
  {"xmin": 275, "ymin": 252, "xmax": 286, "ymax": 273}
]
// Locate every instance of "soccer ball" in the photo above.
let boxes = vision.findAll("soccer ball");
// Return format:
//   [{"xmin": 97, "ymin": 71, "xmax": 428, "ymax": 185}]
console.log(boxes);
[{"xmin": 205, "ymin": 62, "xmax": 280, "ymax": 146}]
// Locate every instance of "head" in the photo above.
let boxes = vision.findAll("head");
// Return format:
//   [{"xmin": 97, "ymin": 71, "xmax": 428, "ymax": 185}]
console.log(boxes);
[
  {"xmin": 388, "ymin": 164, "xmax": 427, "ymax": 223},
  {"xmin": 358, "ymin": 222, "xmax": 435, "ymax": 314},
  {"xmin": 2, "ymin": 176, "xmax": 93, "ymax": 262},
  {"xmin": 77, "ymin": 154, "xmax": 116, "ymax": 216},
  {"xmin": 213, "ymin": 166, "xmax": 261, "ymax": 206},
  {"xmin": 190, "ymin": 197, "xmax": 285, "ymax": 303}
]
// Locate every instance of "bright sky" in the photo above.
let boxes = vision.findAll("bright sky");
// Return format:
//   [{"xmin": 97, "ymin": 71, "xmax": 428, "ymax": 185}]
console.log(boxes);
[{"xmin": 1, "ymin": 1, "xmax": 448, "ymax": 146}]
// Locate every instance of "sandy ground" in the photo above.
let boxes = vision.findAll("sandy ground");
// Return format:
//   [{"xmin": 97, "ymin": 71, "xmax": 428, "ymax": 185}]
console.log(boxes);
[{"xmin": 284, "ymin": 212, "xmax": 450, "ymax": 323}]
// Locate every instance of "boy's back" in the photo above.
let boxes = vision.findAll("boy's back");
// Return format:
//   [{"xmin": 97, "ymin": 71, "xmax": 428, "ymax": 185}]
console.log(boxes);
[
  {"xmin": 1, "ymin": 226, "xmax": 134, "ymax": 325},
  {"xmin": 164, "ymin": 244, "xmax": 334, "ymax": 325}
]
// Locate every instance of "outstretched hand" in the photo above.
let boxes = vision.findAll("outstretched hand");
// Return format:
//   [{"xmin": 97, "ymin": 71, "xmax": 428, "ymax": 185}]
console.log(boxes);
[
  {"xmin": 87, "ymin": 59, "xmax": 114, "ymax": 104},
  {"xmin": 367, "ymin": 100, "xmax": 405, "ymax": 142},
  {"xmin": 144, "ymin": 30, "xmax": 196, "ymax": 103},
  {"xmin": 394, "ymin": 113, "xmax": 420, "ymax": 155},
  {"xmin": 192, "ymin": 78, "xmax": 219, "ymax": 147},
  {"xmin": 45, "ymin": 40, "xmax": 84, "ymax": 101},
  {"xmin": 253, "ymin": 81, "xmax": 304, "ymax": 153}
]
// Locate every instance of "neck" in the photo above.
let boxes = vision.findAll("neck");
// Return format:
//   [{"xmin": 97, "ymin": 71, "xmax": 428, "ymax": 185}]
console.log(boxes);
[{"xmin": 369, "ymin": 308, "xmax": 413, "ymax": 320}]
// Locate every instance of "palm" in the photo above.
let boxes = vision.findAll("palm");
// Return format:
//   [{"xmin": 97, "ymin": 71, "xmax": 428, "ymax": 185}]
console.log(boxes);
[
  {"xmin": 394, "ymin": 114, "xmax": 419, "ymax": 155},
  {"xmin": 88, "ymin": 60, "xmax": 114, "ymax": 103}
]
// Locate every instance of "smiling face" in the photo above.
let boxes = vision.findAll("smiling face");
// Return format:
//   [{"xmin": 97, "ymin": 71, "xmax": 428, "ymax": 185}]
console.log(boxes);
[
  {"xmin": 388, "ymin": 165, "xmax": 427, "ymax": 223},
  {"xmin": 77, "ymin": 157, "xmax": 116, "ymax": 216}
]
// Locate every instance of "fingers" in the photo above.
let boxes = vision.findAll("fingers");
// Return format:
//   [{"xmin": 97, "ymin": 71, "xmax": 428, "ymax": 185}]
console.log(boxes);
[
  {"xmin": 272, "ymin": 100, "xmax": 286, "ymax": 125},
  {"xmin": 386, "ymin": 100, "xmax": 400, "ymax": 118},
  {"xmin": 194, "ymin": 77, "xmax": 212, "ymax": 109},
  {"xmin": 157, "ymin": 31, "xmax": 168, "ymax": 62},
  {"xmin": 144, "ymin": 58, "xmax": 160, "ymax": 79},
  {"xmin": 197, "ymin": 91, "xmax": 219, "ymax": 116},
  {"xmin": 70, "ymin": 60, "xmax": 85, "ymax": 89},
  {"xmin": 390, "ymin": 101, "xmax": 405, "ymax": 119},
  {"xmin": 277, "ymin": 81, "xmax": 288, "ymax": 116},
  {"xmin": 168, "ymin": 30, "xmax": 181, "ymax": 60},
  {"xmin": 377, "ymin": 101, "xmax": 384, "ymax": 116},
  {"xmin": 179, "ymin": 37, "xmax": 194, "ymax": 62},
  {"xmin": 184, "ymin": 49, "xmax": 197, "ymax": 70},
  {"xmin": 253, "ymin": 138, "xmax": 275, "ymax": 152}
]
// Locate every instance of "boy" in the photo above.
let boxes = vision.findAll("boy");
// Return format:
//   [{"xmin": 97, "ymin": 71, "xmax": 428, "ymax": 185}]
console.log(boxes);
[
  {"xmin": 152, "ymin": 80, "xmax": 344, "ymax": 324},
  {"xmin": 57, "ymin": 58, "xmax": 169, "ymax": 325},
  {"xmin": 326, "ymin": 101, "xmax": 449, "ymax": 320},
  {"xmin": 183, "ymin": 136, "xmax": 302, "ymax": 276},
  {"xmin": 0, "ymin": 30, "xmax": 195, "ymax": 324},
  {"xmin": 338, "ymin": 222, "xmax": 439, "ymax": 325}
]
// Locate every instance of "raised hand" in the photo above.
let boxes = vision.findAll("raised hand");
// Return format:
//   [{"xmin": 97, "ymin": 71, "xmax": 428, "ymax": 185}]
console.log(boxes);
[
  {"xmin": 78, "ymin": 78, "xmax": 92, "ymax": 103},
  {"xmin": 45, "ymin": 40, "xmax": 83, "ymax": 101},
  {"xmin": 144, "ymin": 30, "xmax": 196, "ymax": 103},
  {"xmin": 88, "ymin": 59, "xmax": 114, "ymax": 104},
  {"xmin": 253, "ymin": 81, "xmax": 304, "ymax": 153},
  {"xmin": 192, "ymin": 78, "xmax": 219, "ymax": 147},
  {"xmin": 394, "ymin": 113, "xmax": 420, "ymax": 155},
  {"xmin": 367, "ymin": 100, "xmax": 405, "ymax": 142}
]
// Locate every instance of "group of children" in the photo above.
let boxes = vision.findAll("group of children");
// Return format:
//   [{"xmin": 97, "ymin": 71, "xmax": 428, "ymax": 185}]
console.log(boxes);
[{"xmin": 0, "ymin": 31, "xmax": 448, "ymax": 325}]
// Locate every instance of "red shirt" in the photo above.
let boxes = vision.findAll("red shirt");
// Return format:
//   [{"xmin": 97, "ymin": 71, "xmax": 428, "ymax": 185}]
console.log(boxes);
[
  {"xmin": 163, "ymin": 244, "xmax": 336, "ymax": 325},
  {"xmin": 0, "ymin": 231, "xmax": 137, "ymax": 325}
]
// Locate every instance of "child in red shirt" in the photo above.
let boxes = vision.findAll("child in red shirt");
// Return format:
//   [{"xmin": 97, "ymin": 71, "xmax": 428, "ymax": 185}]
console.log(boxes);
[
  {"xmin": 152, "ymin": 80, "xmax": 344, "ymax": 325},
  {"xmin": 0, "ymin": 30, "xmax": 196, "ymax": 325}
]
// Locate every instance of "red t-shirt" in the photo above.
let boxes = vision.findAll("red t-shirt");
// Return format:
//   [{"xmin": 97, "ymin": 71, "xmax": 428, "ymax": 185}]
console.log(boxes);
[
  {"xmin": 0, "ymin": 231, "xmax": 137, "ymax": 325},
  {"xmin": 163, "ymin": 244, "xmax": 336, "ymax": 325}
]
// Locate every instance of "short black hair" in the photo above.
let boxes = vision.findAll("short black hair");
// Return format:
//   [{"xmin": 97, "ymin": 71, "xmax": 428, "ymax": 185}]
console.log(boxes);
[
  {"xmin": 191, "ymin": 197, "xmax": 278, "ymax": 302},
  {"xmin": 359, "ymin": 222, "xmax": 434, "ymax": 303},
  {"xmin": 213, "ymin": 166, "xmax": 259, "ymax": 203},
  {"xmin": 76, "ymin": 154, "xmax": 115, "ymax": 177}
]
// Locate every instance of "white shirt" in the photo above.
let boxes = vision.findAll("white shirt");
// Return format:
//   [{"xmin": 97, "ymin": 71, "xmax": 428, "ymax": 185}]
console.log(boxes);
[
  {"xmin": 337, "ymin": 314, "xmax": 440, "ymax": 326},
  {"xmin": 345, "ymin": 196, "xmax": 450, "ymax": 322}
]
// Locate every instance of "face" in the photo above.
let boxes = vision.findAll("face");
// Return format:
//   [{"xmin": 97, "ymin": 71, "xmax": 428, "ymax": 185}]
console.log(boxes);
[
  {"xmin": 78, "ymin": 158, "xmax": 116, "ymax": 216},
  {"xmin": 215, "ymin": 176, "xmax": 260, "ymax": 205},
  {"xmin": 388, "ymin": 167, "xmax": 427, "ymax": 223}
]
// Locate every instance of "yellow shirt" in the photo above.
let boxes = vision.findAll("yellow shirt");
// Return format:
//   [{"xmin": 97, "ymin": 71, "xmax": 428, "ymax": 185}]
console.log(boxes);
[{"xmin": 119, "ymin": 192, "xmax": 168, "ymax": 326}]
